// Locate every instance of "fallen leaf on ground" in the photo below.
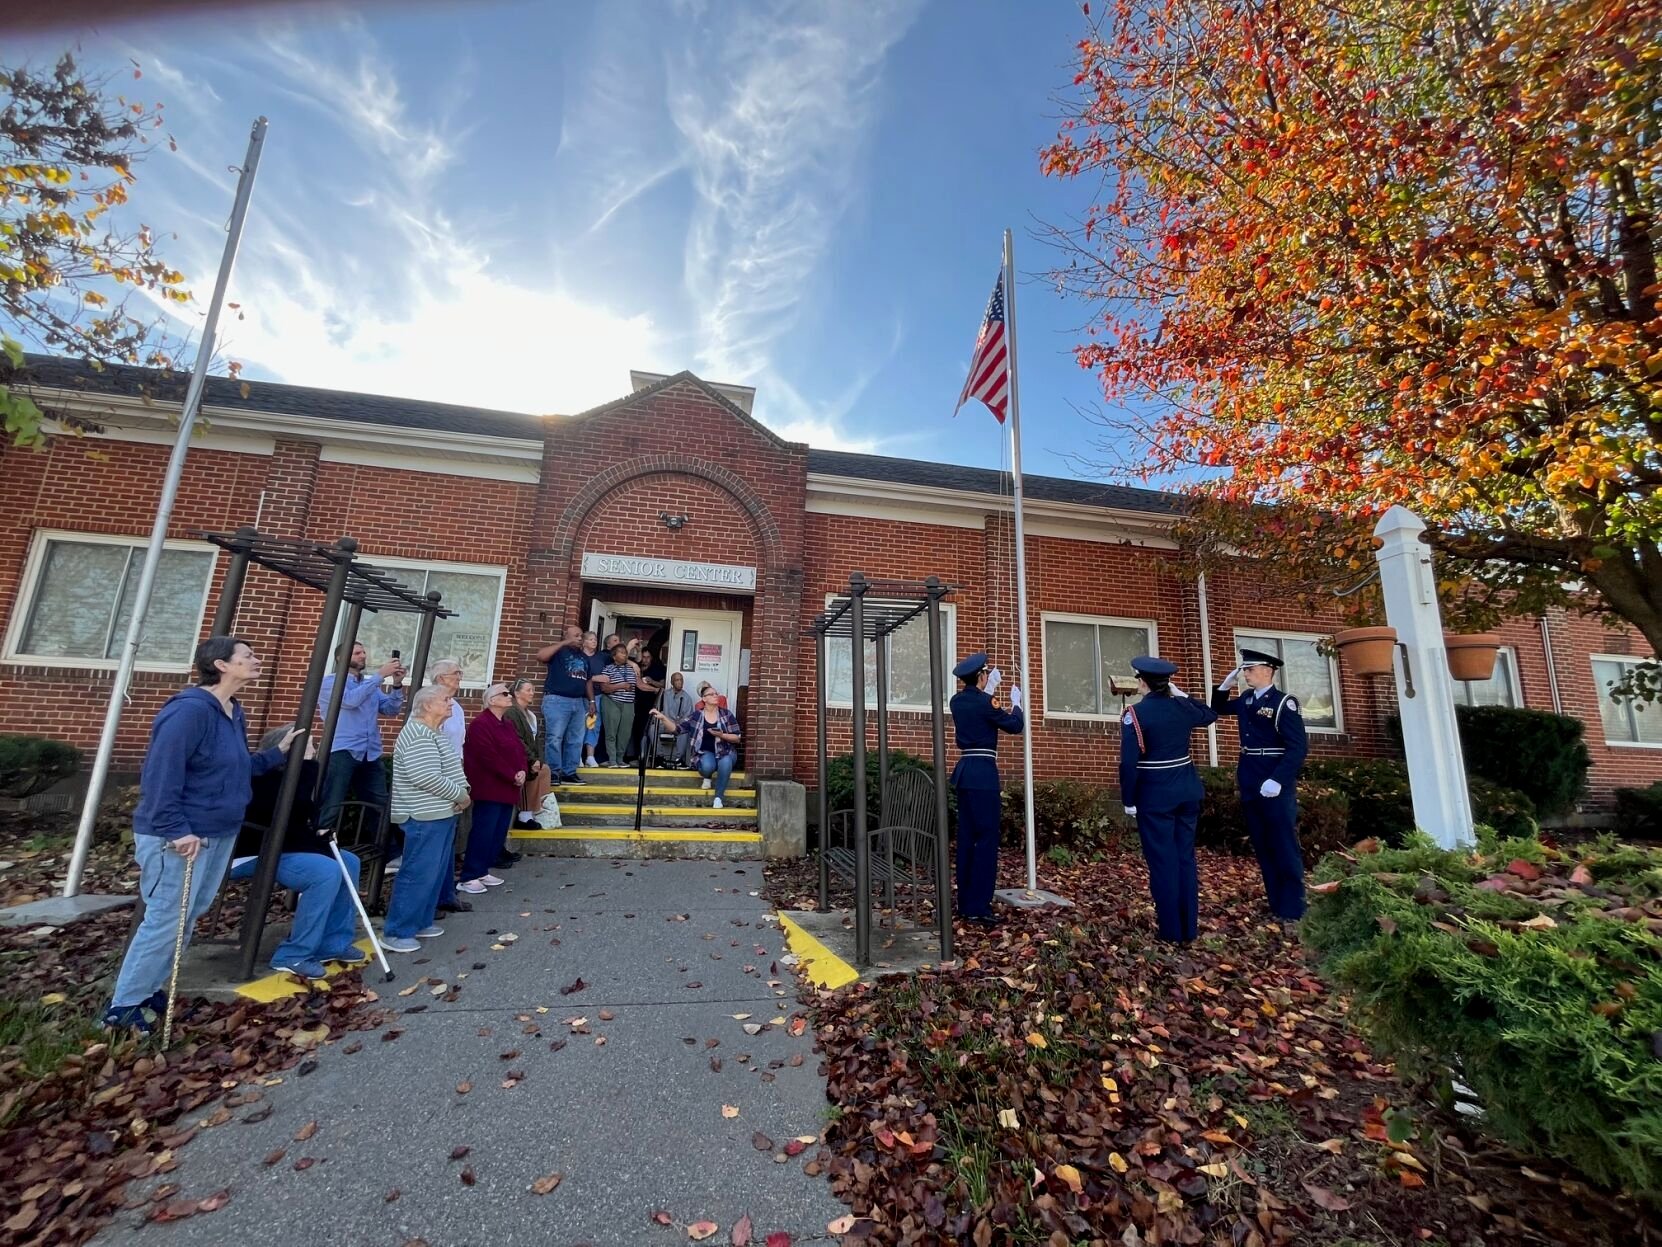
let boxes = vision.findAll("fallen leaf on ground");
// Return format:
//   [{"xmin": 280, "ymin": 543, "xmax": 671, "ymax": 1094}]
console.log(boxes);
[
  {"xmin": 293, "ymin": 1120, "xmax": 317, "ymax": 1142},
  {"xmin": 722, "ymin": 1105, "xmax": 740, "ymax": 1118},
  {"xmin": 688, "ymin": 1221, "xmax": 719, "ymax": 1240},
  {"xmin": 1303, "ymin": 1182, "xmax": 1352, "ymax": 1212},
  {"xmin": 529, "ymin": 1172, "xmax": 564, "ymax": 1195},
  {"xmin": 731, "ymin": 1212, "xmax": 753, "ymax": 1245}
]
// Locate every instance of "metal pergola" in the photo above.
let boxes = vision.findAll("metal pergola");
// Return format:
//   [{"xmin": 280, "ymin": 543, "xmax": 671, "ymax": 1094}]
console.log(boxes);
[
  {"xmin": 811, "ymin": 572, "xmax": 954, "ymax": 966},
  {"xmin": 203, "ymin": 527, "xmax": 453, "ymax": 979}
]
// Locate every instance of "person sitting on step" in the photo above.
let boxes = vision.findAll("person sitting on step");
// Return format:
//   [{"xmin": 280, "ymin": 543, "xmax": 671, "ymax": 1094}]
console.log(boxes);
[{"xmin": 651, "ymin": 685, "xmax": 741, "ymax": 808}]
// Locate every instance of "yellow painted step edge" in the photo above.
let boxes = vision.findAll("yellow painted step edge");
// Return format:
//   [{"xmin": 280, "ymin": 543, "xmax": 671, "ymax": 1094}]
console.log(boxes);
[
  {"xmin": 540, "ymin": 804, "xmax": 756, "ymax": 817},
  {"xmin": 574, "ymin": 768, "xmax": 748, "ymax": 779},
  {"xmin": 555, "ymin": 786, "xmax": 757, "ymax": 798},
  {"xmin": 778, "ymin": 913, "xmax": 859, "ymax": 990},
  {"xmin": 235, "ymin": 937, "xmax": 374, "ymax": 1002},
  {"xmin": 510, "ymin": 828, "xmax": 762, "ymax": 843}
]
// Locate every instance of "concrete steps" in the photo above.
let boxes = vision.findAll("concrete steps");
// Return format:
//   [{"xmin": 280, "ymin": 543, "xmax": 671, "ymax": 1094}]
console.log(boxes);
[{"xmin": 513, "ymin": 766, "xmax": 761, "ymax": 859}]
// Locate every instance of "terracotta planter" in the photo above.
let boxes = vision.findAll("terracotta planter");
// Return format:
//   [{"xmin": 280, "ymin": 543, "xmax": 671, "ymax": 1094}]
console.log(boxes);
[
  {"xmin": 1445, "ymin": 632, "xmax": 1502, "ymax": 682},
  {"xmin": 1333, "ymin": 626, "xmax": 1399, "ymax": 677}
]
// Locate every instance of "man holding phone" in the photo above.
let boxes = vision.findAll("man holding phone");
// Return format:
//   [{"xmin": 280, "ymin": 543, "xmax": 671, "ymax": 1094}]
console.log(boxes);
[{"xmin": 317, "ymin": 641, "xmax": 406, "ymax": 832}]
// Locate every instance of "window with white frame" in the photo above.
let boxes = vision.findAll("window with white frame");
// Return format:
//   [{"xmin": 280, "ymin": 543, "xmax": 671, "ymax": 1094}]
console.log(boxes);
[
  {"xmin": 1591, "ymin": 656, "xmax": 1662, "ymax": 746},
  {"xmin": 6, "ymin": 532, "xmax": 214, "ymax": 668},
  {"xmin": 1233, "ymin": 630, "xmax": 1341, "ymax": 730},
  {"xmin": 338, "ymin": 560, "xmax": 506, "ymax": 688},
  {"xmin": 1456, "ymin": 647, "xmax": 1520, "ymax": 708},
  {"xmin": 1042, "ymin": 613, "xmax": 1155, "ymax": 718},
  {"xmin": 824, "ymin": 596, "xmax": 957, "ymax": 710}
]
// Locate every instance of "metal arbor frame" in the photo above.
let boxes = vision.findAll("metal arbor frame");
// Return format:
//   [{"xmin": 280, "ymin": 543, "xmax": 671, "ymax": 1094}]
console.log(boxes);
[
  {"xmin": 203, "ymin": 527, "xmax": 454, "ymax": 978},
  {"xmin": 811, "ymin": 572, "xmax": 955, "ymax": 967}
]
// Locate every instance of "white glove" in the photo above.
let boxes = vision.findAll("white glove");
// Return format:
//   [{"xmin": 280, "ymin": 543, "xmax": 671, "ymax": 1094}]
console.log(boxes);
[
  {"xmin": 1170, "ymin": 683, "xmax": 1188, "ymax": 698},
  {"xmin": 1123, "ymin": 806, "xmax": 1137, "ymax": 818},
  {"xmin": 1219, "ymin": 666, "xmax": 1242, "ymax": 691},
  {"xmin": 1260, "ymin": 778, "xmax": 1282, "ymax": 798},
  {"xmin": 985, "ymin": 667, "xmax": 1002, "ymax": 696},
  {"xmin": 1009, "ymin": 685, "xmax": 1023, "ymax": 711}
]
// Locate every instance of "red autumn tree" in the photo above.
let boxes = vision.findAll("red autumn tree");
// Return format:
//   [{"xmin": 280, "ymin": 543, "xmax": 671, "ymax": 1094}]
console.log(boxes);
[{"xmin": 1042, "ymin": 0, "xmax": 1661, "ymax": 686}]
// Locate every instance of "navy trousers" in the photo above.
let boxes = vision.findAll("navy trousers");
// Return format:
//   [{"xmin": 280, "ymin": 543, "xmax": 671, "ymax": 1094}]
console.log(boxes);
[
  {"xmin": 1136, "ymin": 801, "xmax": 1199, "ymax": 942},
  {"xmin": 954, "ymin": 785, "xmax": 1001, "ymax": 918},
  {"xmin": 1243, "ymin": 794, "xmax": 1305, "ymax": 919}
]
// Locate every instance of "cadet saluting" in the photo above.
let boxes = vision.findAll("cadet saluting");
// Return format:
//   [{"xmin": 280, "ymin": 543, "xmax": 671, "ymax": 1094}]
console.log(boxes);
[
  {"xmin": 1211, "ymin": 648, "xmax": 1310, "ymax": 923},
  {"xmin": 1119, "ymin": 657, "xmax": 1218, "ymax": 944},
  {"xmin": 949, "ymin": 653, "xmax": 1023, "ymax": 928}
]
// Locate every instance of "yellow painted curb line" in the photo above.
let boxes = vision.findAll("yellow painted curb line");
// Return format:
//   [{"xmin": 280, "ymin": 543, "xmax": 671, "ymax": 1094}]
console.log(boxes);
[
  {"xmin": 779, "ymin": 913, "xmax": 859, "ymax": 990},
  {"xmin": 509, "ymin": 828, "xmax": 763, "ymax": 843},
  {"xmin": 571, "ymin": 768, "xmax": 749, "ymax": 781},
  {"xmin": 538, "ymin": 804, "xmax": 757, "ymax": 818},
  {"xmin": 234, "ymin": 938, "xmax": 374, "ymax": 1002}
]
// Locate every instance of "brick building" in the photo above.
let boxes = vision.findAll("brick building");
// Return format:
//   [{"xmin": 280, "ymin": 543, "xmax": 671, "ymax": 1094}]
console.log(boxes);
[{"xmin": 3, "ymin": 358, "xmax": 1657, "ymax": 809}]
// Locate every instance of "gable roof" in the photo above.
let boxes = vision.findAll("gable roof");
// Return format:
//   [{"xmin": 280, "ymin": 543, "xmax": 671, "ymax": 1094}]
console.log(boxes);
[
  {"xmin": 806, "ymin": 449, "xmax": 1178, "ymax": 516},
  {"xmin": 19, "ymin": 354, "xmax": 545, "ymax": 441},
  {"xmin": 565, "ymin": 369, "xmax": 797, "ymax": 452}
]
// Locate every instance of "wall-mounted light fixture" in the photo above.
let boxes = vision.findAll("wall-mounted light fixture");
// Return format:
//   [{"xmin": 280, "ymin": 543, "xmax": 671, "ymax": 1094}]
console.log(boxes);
[{"xmin": 660, "ymin": 512, "xmax": 688, "ymax": 531}]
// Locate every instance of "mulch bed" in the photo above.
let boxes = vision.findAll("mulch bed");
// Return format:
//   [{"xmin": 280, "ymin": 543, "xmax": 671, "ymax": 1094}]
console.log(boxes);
[
  {"xmin": 765, "ymin": 849, "xmax": 1659, "ymax": 1246},
  {"xmin": 1, "ymin": 809, "xmax": 392, "ymax": 1247}
]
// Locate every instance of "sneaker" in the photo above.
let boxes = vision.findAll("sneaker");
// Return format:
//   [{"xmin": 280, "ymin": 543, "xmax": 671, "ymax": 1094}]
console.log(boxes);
[
  {"xmin": 384, "ymin": 855, "xmax": 403, "ymax": 873},
  {"xmin": 415, "ymin": 925, "xmax": 444, "ymax": 939},
  {"xmin": 322, "ymin": 947, "xmax": 369, "ymax": 965},
  {"xmin": 458, "ymin": 879, "xmax": 488, "ymax": 894},
  {"xmin": 494, "ymin": 851, "xmax": 522, "ymax": 867},
  {"xmin": 382, "ymin": 935, "xmax": 422, "ymax": 954},
  {"xmin": 701, "ymin": 777, "xmax": 712, "ymax": 790},
  {"xmin": 438, "ymin": 899, "xmax": 475, "ymax": 913},
  {"xmin": 102, "ymin": 1003, "xmax": 155, "ymax": 1034},
  {"xmin": 713, "ymin": 797, "xmax": 724, "ymax": 810},
  {"xmin": 479, "ymin": 874, "xmax": 504, "ymax": 887},
  {"xmin": 564, "ymin": 774, "xmax": 587, "ymax": 786},
  {"xmin": 273, "ymin": 958, "xmax": 329, "ymax": 980},
  {"xmin": 141, "ymin": 988, "xmax": 168, "ymax": 1016}
]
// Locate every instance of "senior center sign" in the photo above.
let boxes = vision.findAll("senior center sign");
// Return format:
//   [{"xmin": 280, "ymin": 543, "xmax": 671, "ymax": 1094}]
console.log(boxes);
[{"xmin": 580, "ymin": 552, "xmax": 757, "ymax": 594}]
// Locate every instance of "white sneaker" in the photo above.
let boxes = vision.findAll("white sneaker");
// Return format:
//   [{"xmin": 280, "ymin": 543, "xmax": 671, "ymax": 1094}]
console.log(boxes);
[
  {"xmin": 382, "ymin": 935, "xmax": 421, "ymax": 954},
  {"xmin": 713, "ymin": 797, "xmax": 724, "ymax": 809},
  {"xmin": 383, "ymin": 856, "xmax": 403, "ymax": 873},
  {"xmin": 480, "ymin": 874, "xmax": 505, "ymax": 887},
  {"xmin": 701, "ymin": 778, "xmax": 712, "ymax": 790},
  {"xmin": 415, "ymin": 925, "xmax": 444, "ymax": 939},
  {"xmin": 458, "ymin": 879, "xmax": 487, "ymax": 894}
]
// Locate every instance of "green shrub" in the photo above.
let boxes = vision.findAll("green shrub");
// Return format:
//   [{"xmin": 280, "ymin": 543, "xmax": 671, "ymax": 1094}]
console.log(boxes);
[
  {"xmin": 1195, "ymin": 766, "xmax": 1353, "ymax": 864},
  {"xmin": 824, "ymin": 749, "xmax": 942, "ymax": 829},
  {"xmin": 1615, "ymin": 781, "xmax": 1662, "ymax": 841},
  {"xmin": 0, "ymin": 734, "xmax": 82, "ymax": 799},
  {"xmin": 999, "ymin": 778, "xmax": 1128, "ymax": 856},
  {"xmin": 1307, "ymin": 757, "xmax": 1537, "ymax": 845},
  {"xmin": 1467, "ymin": 776, "xmax": 1538, "ymax": 841},
  {"xmin": 1303, "ymin": 836, "xmax": 1662, "ymax": 1202},
  {"xmin": 1387, "ymin": 705, "xmax": 1591, "ymax": 816}
]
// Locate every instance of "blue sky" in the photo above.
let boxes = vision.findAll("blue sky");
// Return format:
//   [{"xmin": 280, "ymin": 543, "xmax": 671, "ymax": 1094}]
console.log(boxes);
[{"xmin": 20, "ymin": 0, "xmax": 1125, "ymax": 479}]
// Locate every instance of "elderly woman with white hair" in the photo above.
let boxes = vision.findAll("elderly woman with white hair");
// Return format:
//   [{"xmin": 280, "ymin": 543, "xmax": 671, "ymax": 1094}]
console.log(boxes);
[
  {"xmin": 383, "ymin": 684, "xmax": 470, "ymax": 953},
  {"xmin": 430, "ymin": 658, "xmax": 466, "ymax": 752}
]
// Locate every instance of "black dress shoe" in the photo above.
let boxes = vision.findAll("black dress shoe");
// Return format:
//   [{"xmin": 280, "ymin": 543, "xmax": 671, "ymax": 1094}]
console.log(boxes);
[
  {"xmin": 494, "ymin": 851, "xmax": 523, "ymax": 867},
  {"xmin": 437, "ymin": 900, "xmax": 473, "ymax": 914}
]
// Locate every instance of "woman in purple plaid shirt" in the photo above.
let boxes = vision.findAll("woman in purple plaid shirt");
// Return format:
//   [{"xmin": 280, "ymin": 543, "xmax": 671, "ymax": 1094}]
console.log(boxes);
[{"xmin": 651, "ymin": 685, "xmax": 742, "ymax": 808}]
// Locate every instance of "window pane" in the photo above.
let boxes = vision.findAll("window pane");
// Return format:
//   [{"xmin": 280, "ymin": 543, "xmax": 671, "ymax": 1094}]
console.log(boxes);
[
  {"xmin": 1632, "ymin": 681, "xmax": 1662, "ymax": 745},
  {"xmin": 1278, "ymin": 637, "xmax": 1337, "ymax": 728},
  {"xmin": 885, "ymin": 612, "xmax": 947, "ymax": 707},
  {"xmin": 19, "ymin": 541, "xmax": 130, "ymax": 658},
  {"xmin": 1097, "ymin": 624, "xmax": 1149, "ymax": 711},
  {"xmin": 1045, "ymin": 620, "xmax": 1099, "ymax": 714},
  {"xmin": 1592, "ymin": 660, "xmax": 1633, "ymax": 742},
  {"xmin": 349, "ymin": 565, "xmax": 423, "ymax": 677},
  {"xmin": 427, "ymin": 570, "xmax": 502, "ymax": 678},
  {"xmin": 1462, "ymin": 650, "xmax": 1516, "ymax": 708},
  {"xmin": 109, "ymin": 548, "xmax": 213, "ymax": 663}
]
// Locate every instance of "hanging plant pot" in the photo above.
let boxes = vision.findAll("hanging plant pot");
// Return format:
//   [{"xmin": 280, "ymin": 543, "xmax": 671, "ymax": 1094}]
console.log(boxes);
[
  {"xmin": 1445, "ymin": 632, "xmax": 1502, "ymax": 682},
  {"xmin": 1333, "ymin": 626, "xmax": 1398, "ymax": 677}
]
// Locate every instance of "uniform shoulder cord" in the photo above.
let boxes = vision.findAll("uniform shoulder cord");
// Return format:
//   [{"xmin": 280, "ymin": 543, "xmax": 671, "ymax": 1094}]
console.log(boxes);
[{"xmin": 1126, "ymin": 704, "xmax": 1145, "ymax": 754}]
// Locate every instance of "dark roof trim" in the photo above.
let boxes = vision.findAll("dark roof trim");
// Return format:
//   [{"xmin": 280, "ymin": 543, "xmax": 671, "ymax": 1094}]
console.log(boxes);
[{"xmin": 805, "ymin": 449, "xmax": 1178, "ymax": 517}]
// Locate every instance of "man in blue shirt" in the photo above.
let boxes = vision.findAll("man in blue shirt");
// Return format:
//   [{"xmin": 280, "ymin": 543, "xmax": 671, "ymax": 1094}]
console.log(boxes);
[
  {"xmin": 316, "ymin": 641, "xmax": 405, "ymax": 831},
  {"xmin": 536, "ymin": 623, "xmax": 595, "ymax": 785}
]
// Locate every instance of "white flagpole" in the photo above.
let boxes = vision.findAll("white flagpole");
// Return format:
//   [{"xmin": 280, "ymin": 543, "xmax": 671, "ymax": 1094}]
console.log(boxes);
[
  {"xmin": 62, "ymin": 117, "xmax": 269, "ymax": 899},
  {"xmin": 1003, "ymin": 228, "xmax": 1038, "ymax": 891}
]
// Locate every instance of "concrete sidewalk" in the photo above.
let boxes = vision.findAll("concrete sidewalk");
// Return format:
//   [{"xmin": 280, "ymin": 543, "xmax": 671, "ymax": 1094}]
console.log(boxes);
[{"xmin": 96, "ymin": 858, "xmax": 846, "ymax": 1247}]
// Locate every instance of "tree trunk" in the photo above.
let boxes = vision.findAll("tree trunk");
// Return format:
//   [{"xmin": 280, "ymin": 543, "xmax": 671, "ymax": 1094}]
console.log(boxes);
[{"xmin": 1587, "ymin": 550, "xmax": 1662, "ymax": 664}]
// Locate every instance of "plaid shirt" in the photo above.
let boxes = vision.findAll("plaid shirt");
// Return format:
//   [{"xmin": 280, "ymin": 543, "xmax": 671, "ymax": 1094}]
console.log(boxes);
[{"xmin": 670, "ymin": 706, "xmax": 742, "ymax": 760}]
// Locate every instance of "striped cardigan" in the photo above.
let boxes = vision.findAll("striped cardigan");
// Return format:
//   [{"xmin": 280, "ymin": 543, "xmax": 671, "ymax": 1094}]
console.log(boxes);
[{"xmin": 391, "ymin": 718, "xmax": 469, "ymax": 824}]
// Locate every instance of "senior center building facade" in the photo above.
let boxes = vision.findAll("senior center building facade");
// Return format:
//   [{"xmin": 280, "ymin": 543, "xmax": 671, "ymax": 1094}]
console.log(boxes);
[{"xmin": 2, "ymin": 358, "xmax": 1657, "ymax": 808}]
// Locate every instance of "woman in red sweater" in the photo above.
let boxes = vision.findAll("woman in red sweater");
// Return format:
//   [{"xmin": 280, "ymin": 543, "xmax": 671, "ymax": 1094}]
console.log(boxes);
[{"xmin": 459, "ymin": 682, "xmax": 528, "ymax": 893}]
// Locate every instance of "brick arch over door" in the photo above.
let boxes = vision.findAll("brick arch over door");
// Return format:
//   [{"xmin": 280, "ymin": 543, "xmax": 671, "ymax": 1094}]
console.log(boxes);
[{"xmin": 549, "ymin": 456, "xmax": 786, "ymax": 571}]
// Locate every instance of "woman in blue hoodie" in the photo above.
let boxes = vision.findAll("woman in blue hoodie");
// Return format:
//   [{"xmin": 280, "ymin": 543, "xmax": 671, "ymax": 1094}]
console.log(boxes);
[{"xmin": 103, "ymin": 636, "xmax": 298, "ymax": 1032}]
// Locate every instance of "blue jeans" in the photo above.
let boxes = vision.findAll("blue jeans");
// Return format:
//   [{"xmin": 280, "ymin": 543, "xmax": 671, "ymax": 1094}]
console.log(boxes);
[
  {"xmin": 543, "ymin": 694, "xmax": 587, "ymax": 777},
  {"xmin": 317, "ymin": 751, "xmax": 388, "ymax": 833},
  {"xmin": 110, "ymin": 834, "xmax": 236, "ymax": 1008},
  {"xmin": 697, "ymin": 750, "xmax": 735, "ymax": 799},
  {"xmin": 384, "ymin": 816, "xmax": 456, "ymax": 938},
  {"xmin": 460, "ymin": 801, "xmax": 513, "ymax": 883},
  {"xmin": 228, "ymin": 849, "xmax": 362, "ymax": 965}
]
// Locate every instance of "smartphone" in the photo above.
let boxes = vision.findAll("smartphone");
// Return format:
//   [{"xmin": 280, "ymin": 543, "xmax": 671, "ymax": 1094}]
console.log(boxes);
[{"xmin": 391, "ymin": 649, "xmax": 401, "ymax": 660}]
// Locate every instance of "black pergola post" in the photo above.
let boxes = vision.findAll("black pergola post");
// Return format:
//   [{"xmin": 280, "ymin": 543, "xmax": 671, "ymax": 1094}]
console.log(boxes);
[
  {"xmin": 402, "ymin": 589, "xmax": 442, "ymax": 722},
  {"xmin": 210, "ymin": 525, "xmax": 258, "ymax": 635},
  {"xmin": 814, "ymin": 614, "xmax": 829, "ymax": 913},
  {"xmin": 848, "ymin": 573, "xmax": 871, "ymax": 967},
  {"xmin": 239, "ymin": 536, "xmax": 358, "ymax": 978},
  {"xmin": 312, "ymin": 600, "xmax": 363, "ymax": 801},
  {"xmin": 875, "ymin": 627, "xmax": 894, "ymax": 918},
  {"xmin": 925, "ymin": 576, "xmax": 953, "ymax": 960}
]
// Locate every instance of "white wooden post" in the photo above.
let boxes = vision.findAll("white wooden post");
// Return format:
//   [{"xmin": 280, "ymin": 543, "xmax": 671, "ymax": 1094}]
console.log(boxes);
[{"xmin": 1372, "ymin": 505, "xmax": 1474, "ymax": 849}]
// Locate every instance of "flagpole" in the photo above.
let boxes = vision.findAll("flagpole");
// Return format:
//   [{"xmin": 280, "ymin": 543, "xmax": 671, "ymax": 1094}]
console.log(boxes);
[{"xmin": 1003, "ymin": 228, "xmax": 1038, "ymax": 892}]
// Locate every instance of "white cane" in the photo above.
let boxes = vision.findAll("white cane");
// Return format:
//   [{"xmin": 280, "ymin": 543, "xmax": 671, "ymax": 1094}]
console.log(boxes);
[{"xmin": 326, "ymin": 834, "xmax": 393, "ymax": 982}]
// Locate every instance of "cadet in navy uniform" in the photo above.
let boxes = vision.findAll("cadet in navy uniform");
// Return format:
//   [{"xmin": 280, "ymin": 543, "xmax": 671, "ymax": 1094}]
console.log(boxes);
[
  {"xmin": 1211, "ymin": 648, "xmax": 1310, "ymax": 921},
  {"xmin": 1119, "ymin": 657, "xmax": 1218, "ymax": 943},
  {"xmin": 949, "ymin": 653, "xmax": 1023, "ymax": 928}
]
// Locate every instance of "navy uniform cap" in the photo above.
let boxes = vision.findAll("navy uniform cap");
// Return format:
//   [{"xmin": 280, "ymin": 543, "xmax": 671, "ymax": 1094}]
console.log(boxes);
[
  {"xmin": 1239, "ymin": 648, "xmax": 1284, "ymax": 670},
  {"xmin": 953, "ymin": 652, "xmax": 989, "ymax": 680},
  {"xmin": 1130, "ymin": 655, "xmax": 1177, "ymax": 678}
]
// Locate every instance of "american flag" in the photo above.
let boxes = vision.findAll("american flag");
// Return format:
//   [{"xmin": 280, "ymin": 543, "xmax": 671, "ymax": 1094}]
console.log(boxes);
[{"xmin": 955, "ymin": 272, "xmax": 1009, "ymax": 423}]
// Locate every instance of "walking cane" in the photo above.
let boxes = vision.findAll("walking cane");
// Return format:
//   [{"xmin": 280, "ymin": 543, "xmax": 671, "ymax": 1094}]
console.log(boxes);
[
  {"xmin": 326, "ymin": 833, "xmax": 394, "ymax": 982},
  {"xmin": 162, "ymin": 855, "xmax": 195, "ymax": 1048}
]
